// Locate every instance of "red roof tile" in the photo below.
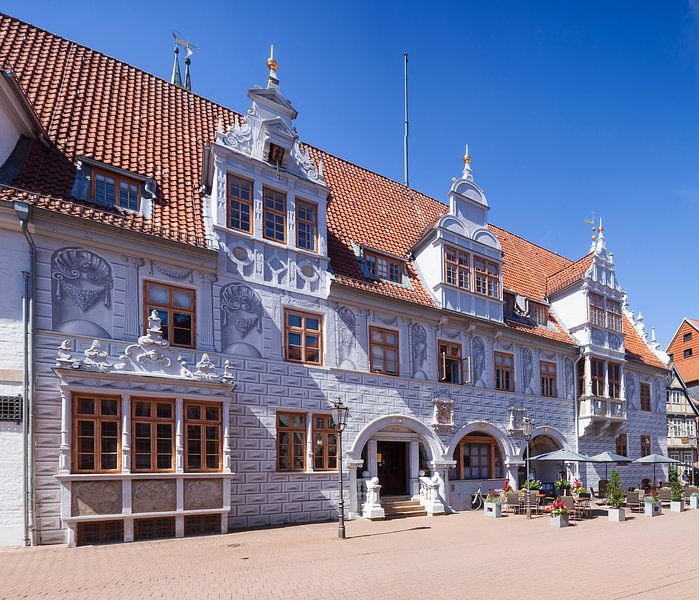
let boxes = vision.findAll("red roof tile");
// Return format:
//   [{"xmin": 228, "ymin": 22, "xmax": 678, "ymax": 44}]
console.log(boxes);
[{"xmin": 546, "ymin": 253, "xmax": 594, "ymax": 296}]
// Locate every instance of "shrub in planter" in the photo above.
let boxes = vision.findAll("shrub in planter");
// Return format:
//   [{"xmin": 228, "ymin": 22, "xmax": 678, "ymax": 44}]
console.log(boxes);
[
  {"xmin": 669, "ymin": 468, "xmax": 684, "ymax": 512},
  {"xmin": 484, "ymin": 491, "xmax": 503, "ymax": 518},
  {"xmin": 644, "ymin": 495, "xmax": 662, "ymax": 517},
  {"xmin": 521, "ymin": 479, "xmax": 541, "ymax": 491},
  {"xmin": 690, "ymin": 492, "xmax": 699, "ymax": 510},
  {"xmin": 606, "ymin": 469, "xmax": 626, "ymax": 523},
  {"xmin": 554, "ymin": 478, "xmax": 572, "ymax": 496}
]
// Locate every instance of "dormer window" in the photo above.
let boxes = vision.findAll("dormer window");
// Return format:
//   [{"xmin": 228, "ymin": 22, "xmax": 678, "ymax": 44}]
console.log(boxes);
[
  {"xmin": 503, "ymin": 293, "xmax": 516, "ymax": 320},
  {"xmin": 296, "ymin": 200, "xmax": 317, "ymax": 252},
  {"xmin": 365, "ymin": 251, "xmax": 401, "ymax": 283},
  {"xmin": 444, "ymin": 246, "xmax": 470, "ymax": 289},
  {"xmin": 529, "ymin": 302, "xmax": 548, "ymax": 325},
  {"xmin": 588, "ymin": 293, "xmax": 605, "ymax": 327},
  {"xmin": 474, "ymin": 257, "xmax": 499, "ymax": 299},
  {"xmin": 263, "ymin": 188, "xmax": 286, "ymax": 243},
  {"xmin": 267, "ymin": 143, "xmax": 285, "ymax": 166},
  {"xmin": 92, "ymin": 167, "xmax": 140, "ymax": 211},
  {"xmin": 228, "ymin": 175, "xmax": 253, "ymax": 234},
  {"xmin": 588, "ymin": 293, "xmax": 623, "ymax": 332}
]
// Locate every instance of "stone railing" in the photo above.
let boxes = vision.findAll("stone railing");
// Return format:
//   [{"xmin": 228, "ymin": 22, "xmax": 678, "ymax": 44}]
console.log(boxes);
[
  {"xmin": 418, "ymin": 476, "xmax": 445, "ymax": 515},
  {"xmin": 579, "ymin": 396, "xmax": 626, "ymax": 420},
  {"xmin": 357, "ymin": 477, "xmax": 385, "ymax": 520}
]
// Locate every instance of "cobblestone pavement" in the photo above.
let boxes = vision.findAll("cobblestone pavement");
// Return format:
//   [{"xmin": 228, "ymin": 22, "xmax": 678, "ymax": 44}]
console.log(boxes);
[{"xmin": 2, "ymin": 507, "xmax": 698, "ymax": 599}]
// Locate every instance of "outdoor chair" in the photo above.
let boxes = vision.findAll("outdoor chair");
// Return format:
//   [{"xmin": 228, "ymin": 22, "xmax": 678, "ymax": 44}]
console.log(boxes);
[
  {"xmin": 598, "ymin": 480, "xmax": 607, "ymax": 498},
  {"xmin": 684, "ymin": 486, "xmax": 698, "ymax": 505},
  {"xmin": 625, "ymin": 491, "xmax": 642, "ymax": 512},
  {"xmin": 562, "ymin": 496, "xmax": 578, "ymax": 522},
  {"xmin": 658, "ymin": 488, "xmax": 672, "ymax": 506},
  {"xmin": 503, "ymin": 493, "xmax": 519, "ymax": 514}
]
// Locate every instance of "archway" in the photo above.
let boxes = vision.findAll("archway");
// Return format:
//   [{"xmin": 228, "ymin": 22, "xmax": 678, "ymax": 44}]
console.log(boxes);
[{"xmin": 521, "ymin": 432, "xmax": 565, "ymax": 493}]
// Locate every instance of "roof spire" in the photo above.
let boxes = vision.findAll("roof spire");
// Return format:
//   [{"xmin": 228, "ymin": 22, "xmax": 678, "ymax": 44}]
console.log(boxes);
[
  {"xmin": 584, "ymin": 211, "xmax": 597, "ymax": 253},
  {"xmin": 267, "ymin": 44, "xmax": 279, "ymax": 87},
  {"xmin": 171, "ymin": 44, "xmax": 182, "ymax": 87},
  {"xmin": 595, "ymin": 216, "xmax": 607, "ymax": 254},
  {"xmin": 462, "ymin": 144, "xmax": 472, "ymax": 181},
  {"xmin": 184, "ymin": 46, "xmax": 192, "ymax": 92}
]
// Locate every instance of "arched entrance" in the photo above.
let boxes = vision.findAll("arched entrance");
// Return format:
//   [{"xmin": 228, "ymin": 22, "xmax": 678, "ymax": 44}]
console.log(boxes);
[{"xmin": 521, "ymin": 434, "xmax": 563, "ymax": 493}]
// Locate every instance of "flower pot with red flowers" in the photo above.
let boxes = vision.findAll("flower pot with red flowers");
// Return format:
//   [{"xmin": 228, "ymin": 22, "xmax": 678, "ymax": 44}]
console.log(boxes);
[
  {"xmin": 484, "ymin": 491, "xmax": 503, "ymax": 518},
  {"xmin": 546, "ymin": 499, "xmax": 570, "ymax": 528}
]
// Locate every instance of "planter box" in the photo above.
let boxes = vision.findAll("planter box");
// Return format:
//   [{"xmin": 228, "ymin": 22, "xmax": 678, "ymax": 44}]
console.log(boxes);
[
  {"xmin": 608, "ymin": 507, "xmax": 625, "ymax": 523},
  {"xmin": 549, "ymin": 514, "xmax": 569, "ymax": 528},
  {"xmin": 645, "ymin": 502, "xmax": 662, "ymax": 517},
  {"xmin": 690, "ymin": 496, "xmax": 699, "ymax": 510},
  {"xmin": 671, "ymin": 500, "xmax": 684, "ymax": 513},
  {"xmin": 484, "ymin": 501, "xmax": 502, "ymax": 518}
]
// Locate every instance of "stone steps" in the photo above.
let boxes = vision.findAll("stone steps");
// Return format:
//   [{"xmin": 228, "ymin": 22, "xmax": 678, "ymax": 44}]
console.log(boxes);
[{"xmin": 382, "ymin": 496, "xmax": 427, "ymax": 519}]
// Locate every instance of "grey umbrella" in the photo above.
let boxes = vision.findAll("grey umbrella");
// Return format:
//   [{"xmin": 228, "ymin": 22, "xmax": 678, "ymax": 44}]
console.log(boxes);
[
  {"xmin": 531, "ymin": 449, "xmax": 595, "ymax": 489},
  {"xmin": 588, "ymin": 451, "xmax": 630, "ymax": 480},
  {"xmin": 633, "ymin": 454, "xmax": 682, "ymax": 486}
]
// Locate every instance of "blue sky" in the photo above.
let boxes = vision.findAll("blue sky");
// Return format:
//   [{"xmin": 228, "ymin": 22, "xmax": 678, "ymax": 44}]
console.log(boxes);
[{"xmin": 5, "ymin": 1, "xmax": 699, "ymax": 345}]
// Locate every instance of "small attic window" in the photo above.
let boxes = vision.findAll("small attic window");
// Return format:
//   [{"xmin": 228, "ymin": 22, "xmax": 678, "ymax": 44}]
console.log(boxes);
[
  {"xmin": 267, "ymin": 143, "xmax": 285, "ymax": 166},
  {"xmin": 503, "ymin": 293, "xmax": 516, "ymax": 320},
  {"xmin": 529, "ymin": 302, "xmax": 548, "ymax": 326},
  {"xmin": 365, "ymin": 250, "xmax": 402, "ymax": 284},
  {"xmin": 92, "ymin": 167, "xmax": 140, "ymax": 211}
]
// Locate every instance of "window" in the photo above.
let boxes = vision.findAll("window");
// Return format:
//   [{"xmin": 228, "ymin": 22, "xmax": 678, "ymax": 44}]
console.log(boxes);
[
  {"xmin": 684, "ymin": 332, "xmax": 693, "ymax": 342},
  {"xmin": 684, "ymin": 348, "xmax": 693, "ymax": 359},
  {"xmin": 474, "ymin": 256, "xmax": 499, "ymax": 298},
  {"xmin": 268, "ymin": 143, "xmax": 285, "ymax": 165},
  {"xmin": 608, "ymin": 363, "xmax": 621, "ymax": 399},
  {"xmin": 284, "ymin": 309, "xmax": 322, "ymax": 365},
  {"xmin": 369, "ymin": 327, "xmax": 399, "ymax": 375},
  {"xmin": 444, "ymin": 246, "xmax": 470, "ymax": 290},
  {"xmin": 588, "ymin": 293, "xmax": 605, "ymax": 327},
  {"xmin": 365, "ymin": 251, "xmax": 401, "ymax": 283},
  {"xmin": 590, "ymin": 358, "xmax": 605, "ymax": 396},
  {"xmin": 73, "ymin": 395, "xmax": 120, "ymax": 473},
  {"xmin": 540, "ymin": 361, "xmax": 557, "ymax": 397},
  {"xmin": 263, "ymin": 188, "xmax": 286, "ymax": 242},
  {"xmin": 494, "ymin": 352, "xmax": 514, "ymax": 391},
  {"xmin": 640, "ymin": 434, "xmax": 651, "ymax": 457},
  {"xmin": 453, "ymin": 434, "xmax": 503, "ymax": 480},
  {"xmin": 503, "ymin": 293, "xmax": 516, "ymax": 321},
  {"xmin": 529, "ymin": 302, "xmax": 548, "ymax": 326},
  {"xmin": 296, "ymin": 200, "xmax": 317, "ymax": 252},
  {"xmin": 616, "ymin": 433, "xmax": 628, "ymax": 457},
  {"xmin": 184, "ymin": 402, "xmax": 222, "ymax": 472},
  {"xmin": 577, "ymin": 359, "xmax": 585, "ymax": 398},
  {"xmin": 669, "ymin": 390, "xmax": 682, "ymax": 404},
  {"xmin": 77, "ymin": 521, "xmax": 124, "ymax": 546},
  {"xmin": 640, "ymin": 382, "xmax": 651, "ymax": 412},
  {"xmin": 669, "ymin": 353, "xmax": 674, "ymax": 362},
  {"xmin": 606, "ymin": 300, "xmax": 623, "ymax": 332},
  {"xmin": 277, "ymin": 412, "xmax": 306, "ymax": 471},
  {"xmin": 227, "ymin": 175, "xmax": 253, "ymax": 233},
  {"xmin": 134, "ymin": 517, "xmax": 176, "ymax": 541},
  {"xmin": 132, "ymin": 399, "xmax": 175, "ymax": 472},
  {"xmin": 439, "ymin": 341, "xmax": 464, "ymax": 384},
  {"xmin": 144, "ymin": 281, "xmax": 195, "ymax": 348},
  {"xmin": 312, "ymin": 414, "xmax": 338, "ymax": 471},
  {"xmin": 92, "ymin": 167, "xmax": 140, "ymax": 211},
  {"xmin": 185, "ymin": 514, "xmax": 220, "ymax": 537}
]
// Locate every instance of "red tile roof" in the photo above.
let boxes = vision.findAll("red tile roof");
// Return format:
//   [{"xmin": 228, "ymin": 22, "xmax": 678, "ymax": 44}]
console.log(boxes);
[
  {"xmin": 546, "ymin": 253, "xmax": 594, "ymax": 296},
  {"xmin": 675, "ymin": 358, "xmax": 699, "ymax": 385},
  {"xmin": 0, "ymin": 14, "xmax": 665, "ymax": 367}
]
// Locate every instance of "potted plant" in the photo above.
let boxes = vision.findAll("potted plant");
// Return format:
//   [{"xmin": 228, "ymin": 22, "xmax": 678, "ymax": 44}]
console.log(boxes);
[
  {"xmin": 605, "ymin": 469, "xmax": 626, "ymax": 523},
  {"xmin": 502, "ymin": 481, "xmax": 513, "ymax": 494},
  {"xmin": 690, "ymin": 492, "xmax": 699, "ymax": 510},
  {"xmin": 521, "ymin": 479, "xmax": 541, "ymax": 491},
  {"xmin": 644, "ymin": 494, "xmax": 662, "ymax": 517},
  {"xmin": 484, "ymin": 491, "xmax": 503, "ymax": 518},
  {"xmin": 555, "ymin": 478, "xmax": 572, "ymax": 496},
  {"xmin": 546, "ymin": 499, "xmax": 570, "ymax": 528},
  {"xmin": 669, "ymin": 468, "xmax": 684, "ymax": 513}
]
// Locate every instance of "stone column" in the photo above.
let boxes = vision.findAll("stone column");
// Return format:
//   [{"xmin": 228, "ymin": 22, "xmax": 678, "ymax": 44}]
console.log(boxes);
[
  {"xmin": 58, "ymin": 384, "xmax": 71, "ymax": 474},
  {"xmin": 584, "ymin": 355, "xmax": 592, "ymax": 396},
  {"xmin": 603, "ymin": 360, "xmax": 610, "ymax": 398},
  {"xmin": 409, "ymin": 441, "xmax": 420, "ymax": 499},
  {"xmin": 346, "ymin": 458, "xmax": 364, "ymax": 516},
  {"xmin": 121, "ymin": 256, "xmax": 144, "ymax": 340},
  {"xmin": 619, "ymin": 363, "xmax": 626, "ymax": 401},
  {"xmin": 121, "ymin": 393, "xmax": 131, "ymax": 474},
  {"xmin": 199, "ymin": 273, "xmax": 217, "ymax": 351},
  {"xmin": 223, "ymin": 399, "xmax": 232, "ymax": 473},
  {"xmin": 506, "ymin": 459, "xmax": 523, "ymax": 490},
  {"xmin": 175, "ymin": 398, "xmax": 184, "ymax": 473},
  {"xmin": 368, "ymin": 439, "xmax": 378, "ymax": 478}
]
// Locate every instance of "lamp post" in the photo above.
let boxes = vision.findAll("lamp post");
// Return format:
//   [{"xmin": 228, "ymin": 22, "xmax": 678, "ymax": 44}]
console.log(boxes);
[
  {"xmin": 330, "ymin": 398, "xmax": 349, "ymax": 539},
  {"xmin": 522, "ymin": 417, "xmax": 534, "ymax": 520}
]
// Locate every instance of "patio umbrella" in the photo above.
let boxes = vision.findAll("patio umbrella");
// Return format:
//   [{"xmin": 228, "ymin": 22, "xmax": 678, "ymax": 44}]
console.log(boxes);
[
  {"xmin": 633, "ymin": 454, "xmax": 682, "ymax": 486},
  {"xmin": 531, "ymin": 449, "xmax": 594, "ymax": 487},
  {"xmin": 588, "ymin": 451, "xmax": 630, "ymax": 480}
]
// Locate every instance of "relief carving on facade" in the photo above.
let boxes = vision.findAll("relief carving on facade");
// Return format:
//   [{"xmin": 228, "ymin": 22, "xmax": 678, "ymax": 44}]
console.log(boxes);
[
  {"xmin": 336, "ymin": 306, "xmax": 357, "ymax": 370},
  {"xmin": 184, "ymin": 478, "xmax": 223, "ymax": 510},
  {"xmin": 71, "ymin": 481, "xmax": 122, "ymax": 516},
  {"xmin": 565, "ymin": 357, "xmax": 575, "ymax": 399},
  {"xmin": 472, "ymin": 336, "xmax": 486, "ymax": 386},
  {"xmin": 590, "ymin": 328, "xmax": 605, "ymax": 346},
  {"xmin": 411, "ymin": 323, "xmax": 428, "ymax": 380},
  {"xmin": 149, "ymin": 260, "xmax": 193, "ymax": 282},
  {"xmin": 51, "ymin": 247, "xmax": 114, "ymax": 338},
  {"xmin": 521, "ymin": 347, "xmax": 534, "ymax": 394},
  {"xmin": 431, "ymin": 397, "xmax": 456, "ymax": 433},
  {"xmin": 608, "ymin": 333, "xmax": 623, "ymax": 351},
  {"xmin": 82, "ymin": 340, "xmax": 111, "ymax": 371},
  {"xmin": 220, "ymin": 282, "xmax": 264, "ymax": 357},
  {"xmin": 625, "ymin": 371, "xmax": 636, "ymax": 409},
  {"xmin": 132, "ymin": 479, "xmax": 176, "ymax": 513}
]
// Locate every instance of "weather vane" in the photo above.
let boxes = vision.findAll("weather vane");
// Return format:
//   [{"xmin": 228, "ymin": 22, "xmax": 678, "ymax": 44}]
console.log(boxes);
[{"xmin": 584, "ymin": 211, "xmax": 597, "ymax": 241}]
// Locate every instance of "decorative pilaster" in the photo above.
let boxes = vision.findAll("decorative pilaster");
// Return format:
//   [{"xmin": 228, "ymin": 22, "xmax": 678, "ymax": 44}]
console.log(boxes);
[
  {"xmin": 603, "ymin": 360, "xmax": 610, "ymax": 398},
  {"xmin": 584, "ymin": 355, "xmax": 592, "ymax": 396},
  {"xmin": 400, "ymin": 318, "xmax": 412, "ymax": 376},
  {"xmin": 619, "ymin": 363, "xmax": 626, "ymax": 401},
  {"xmin": 175, "ymin": 397, "xmax": 184, "ymax": 472},
  {"xmin": 121, "ymin": 256, "xmax": 144, "ymax": 340},
  {"xmin": 58, "ymin": 384, "xmax": 71, "ymax": 473},
  {"xmin": 368, "ymin": 439, "xmax": 378, "ymax": 478},
  {"xmin": 409, "ymin": 441, "xmax": 420, "ymax": 499},
  {"xmin": 121, "ymin": 393, "xmax": 131, "ymax": 474},
  {"xmin": 223, "ymin": 399, "xmax": 232, "ymax": 473},
  {"xmin": 199, "ymin": 273, "xmax": 217, "ymax": 351},
  {"xmin": 356, "ymin": 309, "xmax": 371, "ymax": 372}
]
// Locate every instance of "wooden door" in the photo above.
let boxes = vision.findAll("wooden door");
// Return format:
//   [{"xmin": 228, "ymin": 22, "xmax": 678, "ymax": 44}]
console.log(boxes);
[{"xmin": 377, "ymin": 441, "xmax": 407, "ymax": 495}]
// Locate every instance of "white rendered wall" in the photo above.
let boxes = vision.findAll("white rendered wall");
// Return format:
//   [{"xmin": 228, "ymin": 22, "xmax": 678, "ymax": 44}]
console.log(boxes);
[
  {"xmin": 0, "ymin": 103, "xmax": 21, "ymax": 167},
  {"xmin": 550, "ymin": 287, "xmax": 587, "ymax": 335}
]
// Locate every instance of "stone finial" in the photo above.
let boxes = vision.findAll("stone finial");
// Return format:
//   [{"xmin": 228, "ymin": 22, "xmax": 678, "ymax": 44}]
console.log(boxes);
[
  {"xmin": 83, "ymin": 339, "xmax": 111, "ymax": 371},
  {"xmin": 266, "ymin": 44, "xmax": 279, "ymax": 87},
  {"xmin": 56, "ymin": 339, "xmax": 79, "ymax": 369},
  {"xmin": 462, "ymin": 144, "xmax": 473, "ymax": 181}
]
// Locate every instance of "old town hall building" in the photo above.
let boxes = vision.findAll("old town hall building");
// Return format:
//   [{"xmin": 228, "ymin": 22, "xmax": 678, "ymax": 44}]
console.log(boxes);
[{"xmin": 0, "ymin": 14, "xmax": 668, "ymax": 546}]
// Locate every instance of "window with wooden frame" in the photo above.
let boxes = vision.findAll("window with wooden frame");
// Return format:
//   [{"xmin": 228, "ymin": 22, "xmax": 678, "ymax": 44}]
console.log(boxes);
[
  {"xmin": 91, "ymin": 167, "xmax": 140, "ymax": 211},
  {"xmin": 365, "ymin": 251, "xmax": 402, "ymax": 283},
  {"xmin": 72, "ymin": 394, "xmax": 120, "ymax": 473},
  {"xmin": 588, "ymin": 293, "xmax": 606, "ymax": 327},
  {"xmin": 312, "ymin": 414, "xmax": 338, "ymax": 471},
  {"xmin": 369, "ymin": 326, "xmax": 399, "ymax": 375},
  {"xmin": 474, "ymin": 256, "xmax": 500, "ymax": 298},
  {"xmin": 267, "ymin": 143, "xmax": 285, "ymax": 165},
  {"xmin": 184, "ymin": 402, "xmax": 222, "ymax": 472},
  {"xmin": 503, "ymin": 293, "xmax": 516, "ymax": 321},
  {"xmin": 76, "ymin": 521, "xmax": 124, "ymax": 546},
  {"xmin": 590, "ymin": 358, "xmax": 605, "ymax": 396},
  {"xmin": 144, "ymin": 281, "xmax": 195, "ymax": 348},
  {"xmin": 227, "ymin": 174, "xmax": 253, "ymax": 233},
  {"xmin": 295, "ymin": 200, "xmax": 317, "ymax": 252},
  {"xmin": 284, "ymin": 309, "xmax": 322, "ymax": 365},
  {"xmin": 277, "ymin": 412, "xmax": 306, "ymax": 472},
  {"xmin": 640, "ymin": 382, "xmax": 651, "ymax": 412},
  {"xmin": 616, "ymin": 433, "xmax": 628, "ymax": 457},
  {"xmin": 540, "ymin": 361, "xmax": 557, "ymax": 397},
  {"xmin": 263, "ymin": 188, "xmax": 286, "ymax": 242},
  {"xmin": 606, "ymin": 299, "xmax": 623, "ymax": 332},
  {"xmin": 494, "ymin": 352, "xmax": 514, "ymax": 391},
  {"xmin": 453, "ymin": 433, "xmax": 503, "ymax": 480},
  {"xmin": 640, "ymin": 434, "xmax": 651, "ymax": 457},
  {"xmin": 444, "ymin": 246, "xmax": 470, "ymax": 290},
  {"xmin": 438, "ymin": 340, "xmax": 465, "ymax": 384},
  {"xmin": 132, "ymin": 399, "xmax": 175, "ymax": 472},
  {"xmin": 529, "ymin": 302, "xmax": 548, "ymax": 326},
  {"xmin": 683, "ymin": 332, "xmax": 693, "ymax": 342},
  {"xmin": 607, "ymin": 363, "xmax": 621, "ymax": 399},
  {"xmin": 577, "ymin": 360, "xmax": 585, "ymax": 398}
]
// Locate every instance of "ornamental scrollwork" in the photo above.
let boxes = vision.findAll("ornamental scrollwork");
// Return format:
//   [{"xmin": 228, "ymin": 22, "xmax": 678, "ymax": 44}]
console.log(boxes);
[
  {"xmin": 52, "ymin": 248, "xmax": 113, "ymax": 312},
  {"xmin": 220, "ymin": 283, "xmax": 264, "ymax": 337}
]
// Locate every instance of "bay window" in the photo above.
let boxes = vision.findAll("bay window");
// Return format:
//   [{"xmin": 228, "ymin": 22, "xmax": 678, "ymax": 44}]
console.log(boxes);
[
  {"xmin": 444, "ymin": 246, "xmax": 470, "ymax": 290},
  {"xmin": 73, "ymin": 394, "xmax": 121, "ymax": 473},
  {"xmin": 184, "ymin": 402, "xmax": 222, "ymax": 472},
  {"xmin": 475, "ymin": 256, "xmax": 499, "ymax": 298}
]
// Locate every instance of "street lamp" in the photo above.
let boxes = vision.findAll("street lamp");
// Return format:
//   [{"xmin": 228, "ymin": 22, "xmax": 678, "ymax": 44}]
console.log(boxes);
[
  {"xmin": 522, "ymin": 417, "xmax": 534, "ymax": 520},
  {"xmin": 330, "ymin": 398, "xmax": 349, "ymax": 539}
]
